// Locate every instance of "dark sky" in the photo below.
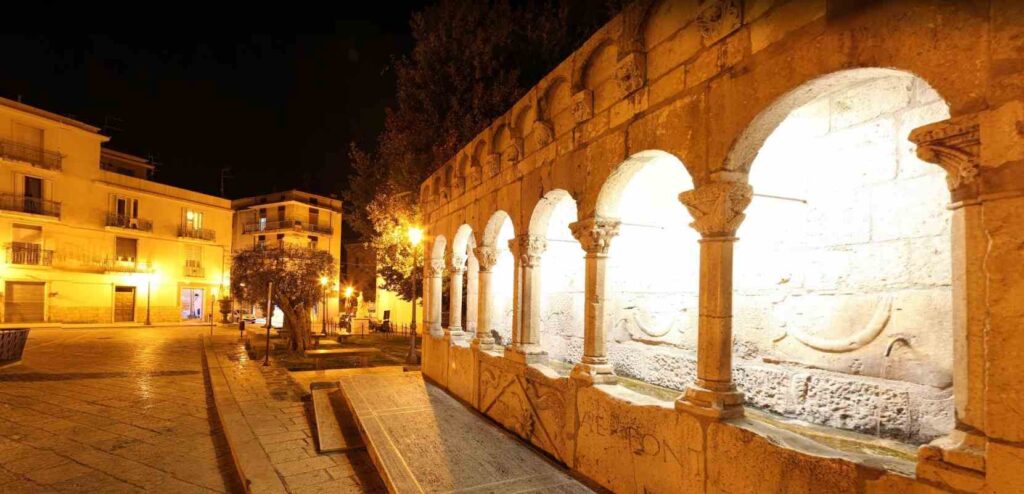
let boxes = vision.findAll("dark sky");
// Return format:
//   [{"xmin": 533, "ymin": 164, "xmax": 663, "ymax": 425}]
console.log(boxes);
[{"xmin": 0, "ymin": 4, "xmax": 429, "ymax": 199}]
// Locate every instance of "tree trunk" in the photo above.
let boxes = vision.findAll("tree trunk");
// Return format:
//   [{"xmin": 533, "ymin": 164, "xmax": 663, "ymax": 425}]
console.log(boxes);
[{"xmin": 278, "ymin": 299, "xmax": 311, "ymax": 353}]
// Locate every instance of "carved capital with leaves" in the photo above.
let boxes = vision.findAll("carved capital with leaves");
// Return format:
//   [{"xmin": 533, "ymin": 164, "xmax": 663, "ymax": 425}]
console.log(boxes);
[
  {"xmin": 908, "ymin": 114, "xmax": 980, "ymax": 191},
  {"xmin": 427, "ymin": 258, "xmax": 446, "ymax": 278},
  {"xmin": 678, "ymin": 182, "xmax": 752, "ymax": 238},
  {"xmin": 513, "ymin": 234, "xmax": 547, "ymax": 268},
  {"xmin": 473, "ymin": 246, "xmax": 499, "ymax": 271},
  {"xmin": 569, "ymin": 217, "xmax": 621, "ymax": 255},
  {"xmin": 449, "ymin": 253, "xmax": 468, "ymax": 274}
]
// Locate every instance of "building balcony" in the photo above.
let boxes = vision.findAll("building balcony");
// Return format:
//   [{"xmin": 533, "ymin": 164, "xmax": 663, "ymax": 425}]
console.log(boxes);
[
  {"xmin": 177, "ymin": 225, "xmax": 215, "ymax": 242},
  {"xmin": 0, "ymin": 138, "xmax": 62, "ymax": 171},
  {"xmin": 242, "ymin": 218, "xmax": 332, "ymax": 235},
  {"xmin": 103, "ymin": 258, "xmax": 154, "ymax": 273},
  {"xmin": 106, "ymin": 213, "xmax": 153, "ymax": 232},
  {"xmin": 0, "ymin": 194, "xmax": 61, "ymax": 218},
  {"xmin": 6, "ymin": 243, "xmax": 53, "ymax": 266},
  {"xmin": 184, "ymin": 262, "xmax": 205, "ymax": 278},
  {"xmin": 243, "ymin": 219, "xmax": 295, "ymax": 234}
]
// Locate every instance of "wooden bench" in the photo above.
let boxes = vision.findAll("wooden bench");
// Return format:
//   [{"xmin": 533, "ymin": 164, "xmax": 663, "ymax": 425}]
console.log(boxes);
[{"xmin": 304, "ymin": 347, "xmax": 382, "ymax": 370}]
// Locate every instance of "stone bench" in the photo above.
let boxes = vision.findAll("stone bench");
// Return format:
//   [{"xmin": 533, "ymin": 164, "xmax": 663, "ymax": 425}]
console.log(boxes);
[{"xmin": 303, "ymin": 347, "xmax": 381, "ymax": 370}]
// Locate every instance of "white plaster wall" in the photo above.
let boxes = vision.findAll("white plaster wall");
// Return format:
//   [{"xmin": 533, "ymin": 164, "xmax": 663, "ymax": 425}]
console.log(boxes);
[{"xmin": 733, "ymin": 74, "xmax": 953, "ymax": 442}]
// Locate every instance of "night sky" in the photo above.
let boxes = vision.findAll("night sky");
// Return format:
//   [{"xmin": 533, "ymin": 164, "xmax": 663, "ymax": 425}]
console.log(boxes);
[{"xmin": 0, "ymin": 4, "xmax": 429, "ymax": 199}]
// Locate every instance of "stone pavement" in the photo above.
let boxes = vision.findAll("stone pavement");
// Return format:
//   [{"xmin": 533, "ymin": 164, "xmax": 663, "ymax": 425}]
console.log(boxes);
[
  {"xmin": 205, "ymin": 334, "xmax": 385, "ymax": 494},
  {"xmin": 0, "ymin": 326, "xmax": 241, "ymax": 493}
]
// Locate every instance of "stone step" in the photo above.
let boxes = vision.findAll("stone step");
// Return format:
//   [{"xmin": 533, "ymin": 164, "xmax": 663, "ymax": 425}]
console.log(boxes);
[{"xmin": 310, "ymin": 382, "xmax": 365, "ymax": 453}]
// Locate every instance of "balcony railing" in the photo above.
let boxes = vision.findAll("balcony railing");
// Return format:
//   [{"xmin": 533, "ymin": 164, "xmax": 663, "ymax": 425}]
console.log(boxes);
[
  {"xmin": 0, "ymin": 194, "xmax": 61, "ymax": 218},
  {"xmin": 103, "ymin": 258, "xmax": 154, "ymax": 273},
  {"xmin": 306, "ymin": 223, "xmax": 333, "ymax": 235},
  {"xmin": 178, "ymin": 225, "xmax": 215, "ymax": 241},
  {"xmin": 6, "ymin": 243, "xmax": 53, "ymax": 266},
  {"xmin": 0, "ymin": 138, "xmax": 62, "ymax": 170},
  {"xmin": 243, "ymin": 219, "xmax": 295, "ymax": 234},
  {"xmin": 105, "ymin": 213, "xmax": 153, "ymax": 232},
  {"xmin": 184, "ymin": 261, "xmax": 205, "ymax": 278}
]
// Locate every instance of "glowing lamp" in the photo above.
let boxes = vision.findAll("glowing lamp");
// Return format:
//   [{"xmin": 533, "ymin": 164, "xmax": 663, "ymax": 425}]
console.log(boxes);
[
  {"xmin": 407, "ymin": 226, "xmax": 424, "ymax": 246},
  {"xmin": 344, "ymin": 286, "xmax": 354, "ymax": 298}
]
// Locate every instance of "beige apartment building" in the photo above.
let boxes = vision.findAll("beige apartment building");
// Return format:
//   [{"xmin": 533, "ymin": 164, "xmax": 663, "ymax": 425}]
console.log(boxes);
[
  {"xmin": 0, "ymin": 97, "xmax": 232, "ymax": 325},
  {"xmin": 231, "ymin": 190, "xmax": 342, "ymax": 322}
]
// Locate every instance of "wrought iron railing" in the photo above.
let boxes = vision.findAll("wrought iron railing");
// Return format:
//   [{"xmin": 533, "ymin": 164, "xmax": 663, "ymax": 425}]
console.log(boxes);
[
  {"xmin": 0, "ymin": 138, "xmax": 62, "ymax": 170},
  {"xmin": 306, "ymin": 223, "xmax": 333, "ymax": 235},
  {"xmin": 102, "ymin": 258, "xmax": 154, "ymax": 273},
  {"xmin": 105, "ymin": 213, "xmax": 153, "ymax": 232},
  {"xmin": 6, "ymin": 242, "xmax": 53, "ymax": 266},
  {"xmin": 0, "ymin": 194, "xmax": 61, "ymax": 218},
  {"xmin": 184, "ymin": 260, "xmax": 205, "ymax": 278},
  {"xmin": 178, "ymin": 225, "xmax": 215, "ymax": 241},
  {"xmin": 243, "ymin": 219, "xmax": 295, "ymax": 234}
]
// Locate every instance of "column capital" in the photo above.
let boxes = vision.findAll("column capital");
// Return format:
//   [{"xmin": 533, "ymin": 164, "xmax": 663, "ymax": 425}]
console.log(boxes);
[
  {"xmin": 513, "ymin": 234, "xmax": 546, "ymax": 267},
  {"xmin": 908, "ymin": 114, "xmax": 980, "ymax": 191},
  {"xmin": 427, "ymin": 258, "xmax": 446, "ymax": 277},
  {"xmin": 678, "ymin": 182, "xmax": 752, "ymax": 238},
  {"xmin": 473, "ymin": 246, "xmax": 499, "ymax": 271},
  {"xmin": 449, "ymin": 253, "xmax": 468, "ymax": 274},
  {"xmin": 569, "ymin": 216, "xmax": 620, "ymax": 255}
]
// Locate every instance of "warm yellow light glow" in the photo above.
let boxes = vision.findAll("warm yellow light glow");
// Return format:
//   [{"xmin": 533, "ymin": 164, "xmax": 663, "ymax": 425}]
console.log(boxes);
[
  {"xmin": 186, "ymin": 211, "xmax": 194, "ymax": 220},
  {"xmin": 344, "ymin": 286, "xmax": 354, "ymax": 298},
  {"xmin": 319, "ymin": 276, "xmax": 329, "ymax": 286},
  {"xmin": 407, "ymin": 226, "xmax": 424, "ymax": 246}
]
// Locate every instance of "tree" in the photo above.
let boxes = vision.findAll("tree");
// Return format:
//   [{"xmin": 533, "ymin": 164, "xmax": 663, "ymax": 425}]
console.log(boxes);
[
  {"xmin": 344, "ymin": 0, "xmax": 627, "ymax": 300},
  {"xmin": 231, "ymin": 246, "xmax": 335, "ymax": 353}
]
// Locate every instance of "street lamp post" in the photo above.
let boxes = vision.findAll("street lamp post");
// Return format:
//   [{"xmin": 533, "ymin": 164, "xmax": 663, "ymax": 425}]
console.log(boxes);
[
  {"xmin": 319, "ymin": 276, "xmax": 328, "ymax": 335},
  {"xmin": 145, "ymin": 276, "xmax": 152, "ymax": 326},
  {"xmin": 406, "ymin": 226, "xmax": 423, "ymax": 365},
  {"xmin": 264, "ymin": 280, "xmax": 273, "ymax": 367}
]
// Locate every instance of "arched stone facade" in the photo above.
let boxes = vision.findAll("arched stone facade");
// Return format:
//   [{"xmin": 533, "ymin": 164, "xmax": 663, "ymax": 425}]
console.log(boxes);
[{"xmin": 419, "ymin": 1, "xmax": 1024, "ymax": 492}]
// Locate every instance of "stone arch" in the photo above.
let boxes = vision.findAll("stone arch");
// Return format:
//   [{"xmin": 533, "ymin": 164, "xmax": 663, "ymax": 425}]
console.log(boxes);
[
  {"xmin": 572, "ymin": 37, "xmax": 616, "ymax": 93},
  {"xmin": 595, "ymin": 149, "xmax": 693, "ymax": 218},
  {"xmin": 430, "ymin": 234, "xmax": 447, "ymax": 261},
  {"xmin": 452, "ymin": 224, "xmax": 474, "ymax": 258},
  {"xmin": 482, "ymin": 210, "xmax": 514, "ymax": 248},
  {"xmin": 639, "ymin": 0, "xmax": 691, "ymax": 51},
  {"xmin": 732, "ymin": 67, "xmax": 954, "ymax": 443},
  {"xmin": 457, "ymin": 155, "xmax": 471, "ymax": 190},
  {"xmin": 541, "ymin": 77, "xmax": 572, "ymax": 137}
]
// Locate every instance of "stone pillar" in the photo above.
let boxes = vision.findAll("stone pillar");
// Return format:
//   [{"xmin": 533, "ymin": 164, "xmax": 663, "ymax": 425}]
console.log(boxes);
[
  {"xmin": 508, "ymin": 238, "xmax": 522, "ymax": 349},
  {"xmin": 507, "ymin": 234, "xmax": 547, "ymax": 363},
  {"xmin": 422, "ymin": 260, "xmax": 431, "ymax": 331},
  {"xmin": 448, "ymin": 254, "xmax": 467, "ymax": 338},
  {"xmin": 675, "ymin": 181, "xmax": 752, "ymax": 420},
  {"xmin": 465, "ymin": 255, "xmax": 479, "ymax": 335},
  {"xmin": 909, "ymin": 114, "xmax": 988, "ymax": 485},
  {"xmin": 568, "ymin": 217, "xmax": 620, "ymax": 384},
  {"xmin": 427, "ymin": 259, "xmax": 445, "ymax": 335},
  {"xmin": 472, "ymin": 246, "xmax": 499, "ymax": 348}
]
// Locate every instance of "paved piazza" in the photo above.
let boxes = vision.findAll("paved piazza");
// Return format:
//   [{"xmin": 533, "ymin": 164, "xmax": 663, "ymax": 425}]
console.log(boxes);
[{"xmin": 0, "ymin": 326, "xmax": 241, "ymax": 493}]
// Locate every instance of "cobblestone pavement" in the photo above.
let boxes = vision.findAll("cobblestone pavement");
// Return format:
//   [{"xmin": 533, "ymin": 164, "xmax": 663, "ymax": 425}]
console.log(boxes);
[
  {"xmin": 208, "ymin": 336, "xmax": 385, "ymax": 494},
  {"xmin": 0, "ymin": 326, "xmax": 242, "ymax": 493}
]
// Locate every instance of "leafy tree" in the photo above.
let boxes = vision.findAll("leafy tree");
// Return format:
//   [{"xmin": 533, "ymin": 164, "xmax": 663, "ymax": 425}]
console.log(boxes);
[
  {"xmin": 344, "ymin": 0, "xmax": 628, "ymax": 299},
  {"xmin": 231, "ymin": 246, "xmax": 335, "ymax": 352}
]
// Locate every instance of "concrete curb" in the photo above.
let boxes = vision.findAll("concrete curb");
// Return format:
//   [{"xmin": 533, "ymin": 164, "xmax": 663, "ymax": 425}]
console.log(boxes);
[{"xmin": 201, "ymin": 335, "xmax": 288, "ymax": 494}]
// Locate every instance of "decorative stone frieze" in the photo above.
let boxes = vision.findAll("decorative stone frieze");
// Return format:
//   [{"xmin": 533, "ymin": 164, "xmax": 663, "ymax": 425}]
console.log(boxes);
[
  {"xmin": 533, "ymin": 121, "xmax": 554, "ymax": 147},
  {"xmin": 569, "ymin": 217, "xmax": 621, "ymax": 255},
  {"xmin": 571, "ymin": 90, "xmax": 594, "ymax": 123},
  {"xmin": 908, "ymin": 114, "xmax": 981, "ymax": 190},
  {"xmin": 485, "ymin": 153, "xmax": 501, "ymax": 177},
  {"xmin": 678, "ymin": 182, "xmax": 753, "ymax": 238},
  {"xmin": 428, "ymin": 259, "xmax": 446, "ymax": 277},
  {"xmin": 696, "ymin": 0, "xmax": 742, "ymax": 46},
  {"xmin": 615, "ymin": 53, "xmax": 646, "ymax": 96},
  {"xmin": 473, "ymin": 246, "xmax": 499, "ymax": 271}
]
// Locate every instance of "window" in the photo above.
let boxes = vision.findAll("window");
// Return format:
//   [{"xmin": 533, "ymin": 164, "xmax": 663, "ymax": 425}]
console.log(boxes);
[
  {"xmin": 185, "ymin": 244, "xmax": 202, "ymax": 268},
  {"xmin": 308, "ymin": 236, "xmax": 318, "ymax": 249},
  {"xmin": 256, "ymin": 235, "xmax": 266, "ymax": 249},
  {"xmin": 116, "ymin": 237, "xmax": 138, "ymax": 262},
  {"xmin": 258, "ymin": 208, "xmax": 267, "ymax": 231},
  {"xmin": 309, "ymin": 207, "xmax": 319, "ymax": 227},
  {"xmin": 184, "ymin": 209, "xmax": 203, "ymax": 230},
  {"xmin": 276, "ymin": 233, "xmax": 285, "ymax": 248},
  {"xmin": 277, "ymin": 205, "xmax": 286, "ymax": 220}
]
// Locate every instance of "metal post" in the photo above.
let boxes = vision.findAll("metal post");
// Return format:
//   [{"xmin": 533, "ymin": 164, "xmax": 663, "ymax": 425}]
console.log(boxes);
[
  {"xmin": 264, "ymin": 281, "xmax": 273, "ymax": 367},
  {"xmin": 321, "ymin": 284, "xmax": 327, "ymax": 335},
  {"xmin": 145, "ymin": 277, "xmax": 152, "ymax": 326},
  {"xmin": 406, "ymin": 250, "xmax": 419, "ymax": 365}
]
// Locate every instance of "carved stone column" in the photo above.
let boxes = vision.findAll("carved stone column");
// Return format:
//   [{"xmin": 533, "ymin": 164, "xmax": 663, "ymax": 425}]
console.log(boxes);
[
  {"xmin": 447, "ymin": 254, "xmax": 467, "ymax": 339},
  {"xmin": 507, "ymin": 234, "xmax": 547, "ymax": 364},
  {"xmin": 909, "ymin": 115, "xmax": 987, "ymax": 485},
  {"xmin": 568, "ymin": 217, "xmax": 620, "ymax": 384},
  {"xmin": 427, "ymin": 259, "xmax": 445, "ymax": 335},
  {"xmin": 472, "ymin": 246, "xmax": 499, "ymax": 349},
  {"xmin": 507, "ymin": 238, "xmax": 522, "ymax": 349},
  {"xmin": 676, "ymin": 181, "xmax": 751, "ymax": 419},
  {"xmin": 465, "ymin": 255, "xmax": 479, "ymax": 335}
]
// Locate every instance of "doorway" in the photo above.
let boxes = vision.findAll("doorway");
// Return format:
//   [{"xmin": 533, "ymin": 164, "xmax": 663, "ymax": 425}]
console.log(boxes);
[
  {"xmin": 180, "ymin": 287, "xmax": 205, "ymax": 320},
  {"xmin": 4, "ymin": 281, "xmax": 45, "ymax": 323},
  {"xmin": 114, "ymin": 286, "xmax": 136, "ymax": 323}
]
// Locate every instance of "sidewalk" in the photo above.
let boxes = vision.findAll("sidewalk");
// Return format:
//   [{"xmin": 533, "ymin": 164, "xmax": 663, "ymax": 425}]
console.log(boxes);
[{"xmin": 204, "ymin": 334, "xmax": 385, "ymax": 494}]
